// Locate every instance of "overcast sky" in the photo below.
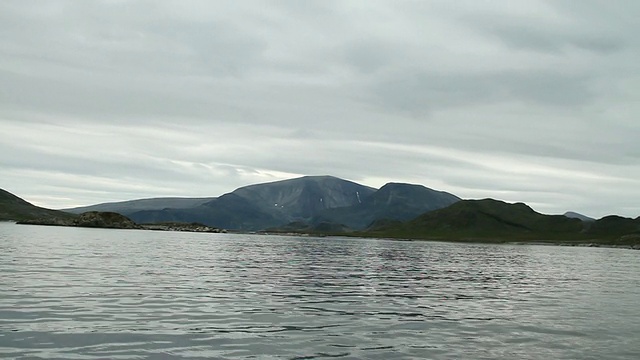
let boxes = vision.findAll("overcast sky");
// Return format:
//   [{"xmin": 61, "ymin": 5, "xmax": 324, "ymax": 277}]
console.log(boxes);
[{"xmin": 1, "ymin": 0, "xmax": 639, "ymax": 219}]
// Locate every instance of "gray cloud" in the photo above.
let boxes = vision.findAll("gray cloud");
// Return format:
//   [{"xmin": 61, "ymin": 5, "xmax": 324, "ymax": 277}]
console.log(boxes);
[
  {"xmin": 368, "ymin": 70, "xmax": 595, "ymax": 116},
  {"xmin": 1, "ymin": 0, "xmax": 639, "ymax": 219},
  {"xmin": 488, "ymin": 25, "xmax": 623, "ymax": 54}
]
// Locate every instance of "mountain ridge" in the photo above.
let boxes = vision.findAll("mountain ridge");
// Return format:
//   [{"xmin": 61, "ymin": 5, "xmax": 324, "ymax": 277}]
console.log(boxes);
[
  {"xmin": 63, "ymin": 197, "xmax": 216, "ymax": 215},
  {"xmin": 60, "ymin": 176, "xmax": 635, "ymax": 234},
  {"xmin": 2, "ymin": 184, "xmax": 639, "ymax": 246}
]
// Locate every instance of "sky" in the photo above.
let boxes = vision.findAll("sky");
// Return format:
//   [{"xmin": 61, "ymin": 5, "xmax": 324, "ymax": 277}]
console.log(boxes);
[{"xmin": 1, "ymin": 0, "xmax": 639, "ymax": 219}]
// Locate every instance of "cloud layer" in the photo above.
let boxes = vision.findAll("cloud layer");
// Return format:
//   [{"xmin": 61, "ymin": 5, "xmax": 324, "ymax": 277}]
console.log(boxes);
[{"xmin": 1, "ymin": 0, "xmax": 639, "ymax": 218}]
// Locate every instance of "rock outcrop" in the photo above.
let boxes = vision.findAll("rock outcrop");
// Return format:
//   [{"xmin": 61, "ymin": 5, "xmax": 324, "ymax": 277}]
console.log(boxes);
[
  {"xmin": 74, "ymin": 211, "xmax": 141, "ymax": 229},
  {"xmin": 141, "ymin": 222, "xmax": 225, "ymax": 233},
  {"xmin": 19, "ymin": 211, "xmax": 140, "ymax": 229},
  {"xmin": 19, "ymin": 211, "xmax": 232, "ymax": 233}
]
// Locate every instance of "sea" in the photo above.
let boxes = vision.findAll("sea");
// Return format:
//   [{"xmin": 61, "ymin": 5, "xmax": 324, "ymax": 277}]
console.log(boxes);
[{"xmin": 1, "ymin": 222, "xmax": 639, "ymax": 359}]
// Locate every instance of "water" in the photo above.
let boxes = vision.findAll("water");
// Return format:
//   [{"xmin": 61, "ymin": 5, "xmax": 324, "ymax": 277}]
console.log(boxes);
[{"xmin": 1, "ymin": 223, "xmax": 639, "ymax": 359}]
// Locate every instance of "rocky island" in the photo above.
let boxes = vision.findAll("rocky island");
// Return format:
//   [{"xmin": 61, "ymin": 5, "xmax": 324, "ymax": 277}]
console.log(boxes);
[
  {"xmin": 18, "ymin": 211, "xmax": 140, "ymax": 229},
  {"xmin": 141, "ymin": 222, "xmax": 226, "ymax": 233},
  {"xmin": 18, "ymin": 211, "xmax": 225, "ymax": 233}
]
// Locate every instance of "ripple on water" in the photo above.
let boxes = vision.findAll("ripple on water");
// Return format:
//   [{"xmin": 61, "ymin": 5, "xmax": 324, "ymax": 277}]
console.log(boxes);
[{"xmin": 1, "ymin": 225, "xmax": 640, "ymax": 359}]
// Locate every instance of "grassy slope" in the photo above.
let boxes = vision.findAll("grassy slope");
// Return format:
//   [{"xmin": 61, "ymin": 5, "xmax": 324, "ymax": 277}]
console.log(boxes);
[
  {"xmin": 0, "ymin": 189, "xmax": 76, "ymax": 221},
  {"xmin": 363, "ymin": 199, "xmax": 639, "ymax": 244}
]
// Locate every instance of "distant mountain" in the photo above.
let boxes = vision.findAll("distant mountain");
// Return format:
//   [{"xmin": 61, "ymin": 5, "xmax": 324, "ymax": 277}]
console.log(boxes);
[
  {"xmin": 60, "ymin": 175, "xmax": 637, "ymax": 242},
  {"xmin": 0, "ymin": 188, "xmax": 75, "ymax": 221},
  {"xmin": 63, "ymin": 197, "xmax": 216, "ymax": 216},
  {"xmin": 563, "ymin": 211, "xmax": 595, "ymax": 222},
  {"xmin": 128, "ymin": 176, "xmax": 378, "ymax": 230},
  {"xmin": 129, "ymin": 192, "xmax": 283, "ymax": 230},
  {"xmin": 311, "ymin": 182, "xmax": 461, "ymax": 230}
]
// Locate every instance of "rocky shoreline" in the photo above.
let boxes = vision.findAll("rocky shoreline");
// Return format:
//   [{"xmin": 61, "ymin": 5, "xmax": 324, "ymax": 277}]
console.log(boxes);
[
  {"xmin": 17, "ymin": 211, "xmax": 226, "ymax": 233},
  {"xmin": 141, "ymin": 222, "xmax": 226, "ymax": 233},
  {"xmin": 18, "ymin": 211, "xmax": 139, "ymax": 229}
]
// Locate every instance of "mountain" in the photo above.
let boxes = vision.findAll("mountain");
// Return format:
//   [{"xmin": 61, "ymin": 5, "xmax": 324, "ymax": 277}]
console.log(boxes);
[
  {"xmin": 0, "ymin": 188, "xmax": 75, "ymax": 222},
  {"xmin": 63, "ymin": 197, "xmax": 216, "ymax": 216},
  {"xmin": 564, "ymin": 211, "xmax": 595, "ymax": 222},
  {"xmin": 128, "ymin": 177, "xmax": 460, "ymax": 231},
  {"xmin": 128, "ymin": 176, "xmax": 377, "ymax": 230},
  {"xmin": 5, "ymin": 184, "xmax": 639, "ymax": 244},
  {"xmin": 230, "ymin": 175, "xmax": 377, "ymax": 219},
  {"xmin": 311, "ymin": 182, "xmax": 461, "ymax": 230},
  {"xmin": 367, "ymin": 198, "xmax": 586, "ymax": 241}
]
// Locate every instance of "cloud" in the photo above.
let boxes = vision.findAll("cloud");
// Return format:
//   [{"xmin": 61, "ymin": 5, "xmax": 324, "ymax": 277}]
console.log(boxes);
[
  {"xmin": 366, "ymin": 70, "xmax": 595, "ymax": 117},
  {"xmin": 0, "ymin": 0, "xmax": 639, "ymax": 219}
]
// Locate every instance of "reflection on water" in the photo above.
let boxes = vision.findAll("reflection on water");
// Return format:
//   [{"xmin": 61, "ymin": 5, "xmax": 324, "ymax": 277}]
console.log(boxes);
[{"xmin": 0, "ymin": 223, "xmax": 639, "ymax": 359}]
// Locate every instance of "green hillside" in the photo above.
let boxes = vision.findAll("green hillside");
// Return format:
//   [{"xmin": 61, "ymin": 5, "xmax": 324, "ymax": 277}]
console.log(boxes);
[
  {"xmin": 365, "ymin": 199, "xmax": 587, "ymax": 242},
  {"xmin": 585, "ymin": 215, "xmax": 640, "ymax": 241},
  {"xmin": 0, "ymin": 189, "xmax": 75, "ymax": 221}
]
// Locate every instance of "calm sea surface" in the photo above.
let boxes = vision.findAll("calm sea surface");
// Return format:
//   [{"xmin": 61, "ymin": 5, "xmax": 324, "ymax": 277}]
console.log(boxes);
[{"xmin": 1, "ymin": 222, "xmax": 639, "ymax": 359}]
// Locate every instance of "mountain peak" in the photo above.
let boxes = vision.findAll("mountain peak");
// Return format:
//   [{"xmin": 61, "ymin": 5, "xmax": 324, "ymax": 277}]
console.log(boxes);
[
  {"xmin": 367, "ymin": 182, "xmax": 461, "ymax": 207},
  {"xmin": 301, "ymin": 175, "xmax": 341, "ymax": 180},
  {"xmin": 379, "ymin": 182, "xmax": 426, "ymax": 190},
  {"xmin": 563, "ymin": 211, "xmax": 595, "ymax": 222}
]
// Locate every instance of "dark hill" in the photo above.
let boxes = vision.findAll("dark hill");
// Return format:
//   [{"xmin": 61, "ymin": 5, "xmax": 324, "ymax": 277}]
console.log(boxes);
[
  {"xmin": 587, "ymin": 215, "xmax": 640, "ymax": 240},
  {"xmin": 368, "ymin": 198, "xmax": 585, "ymax": 241},
  {"xmin": 312, "ymin": 182, "xmax": 460, "ymax": 229},
  {"xmin": 0, "ymin": 188, "xmax": 75, "ymax": 222}
]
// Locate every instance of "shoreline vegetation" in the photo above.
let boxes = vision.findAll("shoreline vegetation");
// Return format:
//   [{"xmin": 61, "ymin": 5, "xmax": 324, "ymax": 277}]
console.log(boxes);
[
  {"xmin": 8, "ymin": 213, "xmax": 639, "ymax": 250},
  {"xmin": 259, "ymin": 230, "xmax": 640, "ymax": 250},
  {"xmin": 10, "ymin": 218, "xmax": 640, "ymax": 250}
]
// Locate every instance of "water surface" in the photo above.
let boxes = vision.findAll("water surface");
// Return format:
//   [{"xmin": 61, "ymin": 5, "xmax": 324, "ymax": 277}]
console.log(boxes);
[{"xmin": 1, "ymin": 223, "xmax": 639, "ymax": 359}]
